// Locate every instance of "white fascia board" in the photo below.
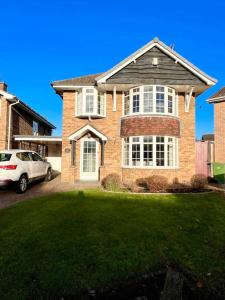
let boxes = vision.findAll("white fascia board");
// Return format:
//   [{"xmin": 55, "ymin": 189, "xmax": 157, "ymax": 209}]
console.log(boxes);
[
  {"xmin": 207, "ymin": 95, "xmax": 225, "ymax": 103},
  {"xmin": 14, "ymin": 136, "xmax": 62, "ymax": 142},
  {"xmin": 0, "ymin": 90, "xmax": 16, "ymax": 100},
  {"xmin": 69, "ymin": 124, "xmax": 108, "ymax": 141},
  {"xmin": 96, "ymin": 40, "xmax": 217, "ymax": 86},
  {"xmin": 53, "ymin": 85, "xmax": 95, "ymax": 90}
]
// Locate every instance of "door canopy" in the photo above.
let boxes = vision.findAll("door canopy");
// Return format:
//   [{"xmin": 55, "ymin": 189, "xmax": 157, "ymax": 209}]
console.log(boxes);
[{"xmin": 69, "ymin": 124, "xmax": 108, "ymax": 141}]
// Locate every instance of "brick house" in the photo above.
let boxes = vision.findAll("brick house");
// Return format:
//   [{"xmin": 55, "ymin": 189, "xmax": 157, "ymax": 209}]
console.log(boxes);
[
  {"xmin": 0, "ymin": 82, "xmax": 62, "ymax": 171},
  {"xmin": 52, "ymin": 38, "xmax": 217, "ymax": 183},
  {"xmin": 207, "ymin": 87, "xmax": 225, "ymax": 163}
]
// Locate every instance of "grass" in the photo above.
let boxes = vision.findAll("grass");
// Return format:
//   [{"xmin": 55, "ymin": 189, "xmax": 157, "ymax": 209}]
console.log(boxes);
[{"xmin": 0, "ymin": 190, "xmax": 225, "ymax": 299}]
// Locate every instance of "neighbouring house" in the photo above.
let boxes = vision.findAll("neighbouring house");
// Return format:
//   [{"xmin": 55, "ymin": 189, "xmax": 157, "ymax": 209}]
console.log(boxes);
[
  {"xmin": 0, "ymin": 82, "xmax": 62, "ymax": 171},
  {"xmin": 207, "ymin": 87, "xmax": 225, "ymax": 163},
  {"xmin": 52, "ymin": 37, "xmax": 217, "ymax": 183}
]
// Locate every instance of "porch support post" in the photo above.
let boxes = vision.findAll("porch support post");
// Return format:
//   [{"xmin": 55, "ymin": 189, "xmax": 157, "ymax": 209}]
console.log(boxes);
[
  {"xmin": 101, "ymin": 140, "xmax": 105, "ymax": 166},
  {"xmin": 71, "ymin": 140, "xmax": 76, "ymax": 166}
]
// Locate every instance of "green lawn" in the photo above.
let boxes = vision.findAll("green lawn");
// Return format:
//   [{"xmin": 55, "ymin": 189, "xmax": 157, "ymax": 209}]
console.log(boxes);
[{"xmin": 0, "ymin": 190, "xmax": 225, "ymax": 299}]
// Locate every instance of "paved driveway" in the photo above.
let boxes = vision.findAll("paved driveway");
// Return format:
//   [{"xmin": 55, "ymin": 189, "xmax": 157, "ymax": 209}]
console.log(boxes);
[{"xmin": 0, "ymin": 175, "xmax": 75, "ymax": 209}]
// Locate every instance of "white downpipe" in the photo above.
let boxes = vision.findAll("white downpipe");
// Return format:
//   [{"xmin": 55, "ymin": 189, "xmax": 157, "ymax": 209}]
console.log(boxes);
[{"xmin": 7, "ymin": 100, "xmax": 19, "ymax": 150}]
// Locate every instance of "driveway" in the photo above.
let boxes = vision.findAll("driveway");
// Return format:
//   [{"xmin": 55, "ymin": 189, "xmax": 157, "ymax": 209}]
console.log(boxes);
[{"xmin": 0, "ymin": 174, "xmax": 75, "ymax": 209}]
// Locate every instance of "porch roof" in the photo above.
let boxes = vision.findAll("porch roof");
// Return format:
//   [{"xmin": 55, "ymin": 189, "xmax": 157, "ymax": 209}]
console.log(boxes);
[
  {"xmin": 69, "ymin": 124, "xmax": 108, "ymax": 141},
  {"xmin": 14, "ymin": 135, "xmax": 62, "ymax": 143}
]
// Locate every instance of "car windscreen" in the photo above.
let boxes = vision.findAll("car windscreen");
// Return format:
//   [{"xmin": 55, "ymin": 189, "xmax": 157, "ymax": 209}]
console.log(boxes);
[{"xmin": 0, "ymin": 153, "xmax": 12, "ymax": 162}]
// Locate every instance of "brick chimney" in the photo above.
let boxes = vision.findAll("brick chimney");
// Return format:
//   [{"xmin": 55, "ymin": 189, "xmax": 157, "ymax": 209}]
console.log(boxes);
[{"xmin": 0, "ymin": 82, "xmax": 8, "ymax": 91}]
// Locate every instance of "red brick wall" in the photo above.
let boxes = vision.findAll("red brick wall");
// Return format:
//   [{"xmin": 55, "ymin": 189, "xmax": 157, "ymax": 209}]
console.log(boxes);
[
  {"xmin": 61, "ymin": 91, "xmax": 196, "ymax": 183},
  {"xmin": 121, "ymin": 116, "xmax": 180, "ymax": 137}
]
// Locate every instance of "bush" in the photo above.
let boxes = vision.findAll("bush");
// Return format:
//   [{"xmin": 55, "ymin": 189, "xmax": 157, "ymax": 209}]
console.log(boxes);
[
  {"xmin": 136, "ymin": 178, "xmax": 148, "ymax": 189},
  {"xmin": 167, "ymin": 183, "xmax": 193, "ymax": 193},
  {"xmin": 145, "ymin": 175, "xmax": 168, "ymax": 193},
  {"xmin": 102, "ymin": 173, "xmax": 121, "ymax": 191},
  {"xmin": 190, "ymin": 174, "xmax": 208, "ymax": 190},
  {"xmin": 125, "ymin": 181, "xmax": 145, "ymax": 193}
]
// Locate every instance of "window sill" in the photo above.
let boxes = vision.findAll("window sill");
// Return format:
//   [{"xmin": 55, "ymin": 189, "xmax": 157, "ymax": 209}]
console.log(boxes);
[
  {"xmin": 76, "ymin": 114, "xmax": 105, "ymax": 119},
  {"xmin": 121, "ymin": 165, "xmax": 179, "ymax": 170},
  {"xmin": 121, "ymin": 113, "xmax": 179, "ymax": 119}
]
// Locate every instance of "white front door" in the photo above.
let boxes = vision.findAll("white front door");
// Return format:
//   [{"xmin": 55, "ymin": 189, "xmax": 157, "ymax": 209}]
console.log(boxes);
[{"xmin": 80, "ymin": 139, "xmax": 99, "ymax": 181}]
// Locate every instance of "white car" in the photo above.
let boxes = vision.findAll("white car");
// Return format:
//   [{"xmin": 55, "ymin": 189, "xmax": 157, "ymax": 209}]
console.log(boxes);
[{"xmin": 0, "ymin": 150, "xmax": 52, "ymax": 193}]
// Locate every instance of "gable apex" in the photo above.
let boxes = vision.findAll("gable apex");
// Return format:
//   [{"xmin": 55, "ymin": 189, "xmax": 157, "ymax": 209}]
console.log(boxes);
[{"xmin": 96, "ymin": 38, "xmax": 217, "ymax": 86}]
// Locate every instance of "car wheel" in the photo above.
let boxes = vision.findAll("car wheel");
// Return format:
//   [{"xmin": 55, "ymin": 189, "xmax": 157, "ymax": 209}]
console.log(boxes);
[
  {"xmin": 16, "ymin": 175, "xmax": 28, "ymax": 193},
  {"xmin": 45, "ymin": 168, "xmax": 52, "ymax": 182}
]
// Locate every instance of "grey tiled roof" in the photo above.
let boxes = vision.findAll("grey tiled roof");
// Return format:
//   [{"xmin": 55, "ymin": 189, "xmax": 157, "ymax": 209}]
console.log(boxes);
[
  {"xmin": 52, "ymin": 73, "xmax": 103, "ymax": 86},
  {"xmin": 208, "ymin": 87, "xmax": 225, "ymax": 102}
]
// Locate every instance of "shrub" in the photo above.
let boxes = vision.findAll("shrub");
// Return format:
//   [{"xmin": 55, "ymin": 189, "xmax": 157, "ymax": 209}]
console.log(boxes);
[
  {"xmin": 145, "ymin": 175, "xmax": 168, "ymax": 193},
  {"xmin": 190, "ymin": 174, "xmax": 208, "ymax": 190},
  {"xmin": 167, "ymin": 183, "xmax": 193, "ymax": 193},
  {"xmin": 136, "ymin": 178, "xmax": 148, "ymax": 189},
  {"xmin": 101, "ymin": 173, "xmax": 121, "ymax": 191},
  {"xmin": 125, "ymin": 181, "xmax": 145, "ymax": 193}
]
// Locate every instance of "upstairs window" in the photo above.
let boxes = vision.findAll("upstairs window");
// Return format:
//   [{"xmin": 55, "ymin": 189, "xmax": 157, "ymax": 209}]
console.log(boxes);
[
  {"xmin": 143, "ymin": 86, "xmax": 153, "ymax": 113},
  {"xmin": 85, "ymin": 89, "xmax": 94, "ymax": 113},
  {"xmin": 123, "ymin": 85, "xmax": 177, "ymax": 117},
  {"xmin": 156, "ymin": 86, "xmax": 165, "ymax": 113},
  {"xmin": 76, "ymin": 87, "xmax": 105, "ymax": 118},
  {"xmin": 132, "ymin": 88, "xmax": 140, "ymax": 113}
]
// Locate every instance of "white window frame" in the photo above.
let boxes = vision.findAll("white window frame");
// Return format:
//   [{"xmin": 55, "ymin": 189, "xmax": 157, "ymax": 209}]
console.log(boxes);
[
  {"xmin": 75, "ymin": 87, "xmax": 106, "ymax": 118},
  {"xmin": 123, "ymin": 85, "xmax": 177, "ymax": 117},
  {"xmin": 122, "ymin": 135, "xmax": 178, "ymax": 169}
]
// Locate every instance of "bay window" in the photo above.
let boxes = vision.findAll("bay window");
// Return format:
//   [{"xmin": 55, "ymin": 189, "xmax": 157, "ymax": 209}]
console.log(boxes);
[
  {"xmin": 76, "ymin": 87, "xmax": 105, "ymax": 117},
  {"xmin": 123, "ymin": 85, "xmax": 177, "ymax": 116},
  {"xmin": 123, "ymin": 136, "xmax": 178, "ymax": 168}
]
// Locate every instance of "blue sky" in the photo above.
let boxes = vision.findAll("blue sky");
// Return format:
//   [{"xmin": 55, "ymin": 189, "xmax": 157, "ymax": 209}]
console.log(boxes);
[{"xmin": 0, "ymin": 0, "xmax": 225, "ymax": 138}]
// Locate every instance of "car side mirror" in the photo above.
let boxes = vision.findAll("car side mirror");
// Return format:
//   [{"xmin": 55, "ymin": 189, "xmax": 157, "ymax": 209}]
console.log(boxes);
[{"xmin": 43, "ymin": 158, "xmax": 47, "ymax": 162}]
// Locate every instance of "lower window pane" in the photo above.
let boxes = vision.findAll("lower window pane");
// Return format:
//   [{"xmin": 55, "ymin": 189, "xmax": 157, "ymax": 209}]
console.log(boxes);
[
  {"xmin": 143, "ymin": 144, "xmax": 153, "ymax": 166},
  {"xmin": 132, "ymin": 144, "xmax": 140, "ymax": 166},
  {"xmin": 123, "ymin": 139, "xmax": 129, "ymax": 166},
  {"xmin": 167, "ymin": 143, "xmax": 174, "ymax": 166},
  {"xmin": 156, "ymin": 143, "xmax": 165, "ymax": 166}
]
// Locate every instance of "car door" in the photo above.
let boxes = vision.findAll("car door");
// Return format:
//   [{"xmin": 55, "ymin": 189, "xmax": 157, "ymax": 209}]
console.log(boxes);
[
  {"xmin": 31, "ymin": 152, "xmax": 46, "ymax": 177},
  {"xmin": 16, "ymin": 152, "xmax": 34, "ymax": 179}
]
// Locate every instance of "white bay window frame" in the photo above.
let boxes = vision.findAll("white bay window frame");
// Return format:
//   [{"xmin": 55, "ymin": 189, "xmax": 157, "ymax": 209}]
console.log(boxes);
[
  {"xmin": 123, "ymin": 85, "xmax": 177, "ymax": 117},
  {"xmin": 75, "ymin": 87, "xmax": 106, "ymax": 118},
  {"xmin": 122, "ymin": 135, "xmax": 178, "ymax": 169}
]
